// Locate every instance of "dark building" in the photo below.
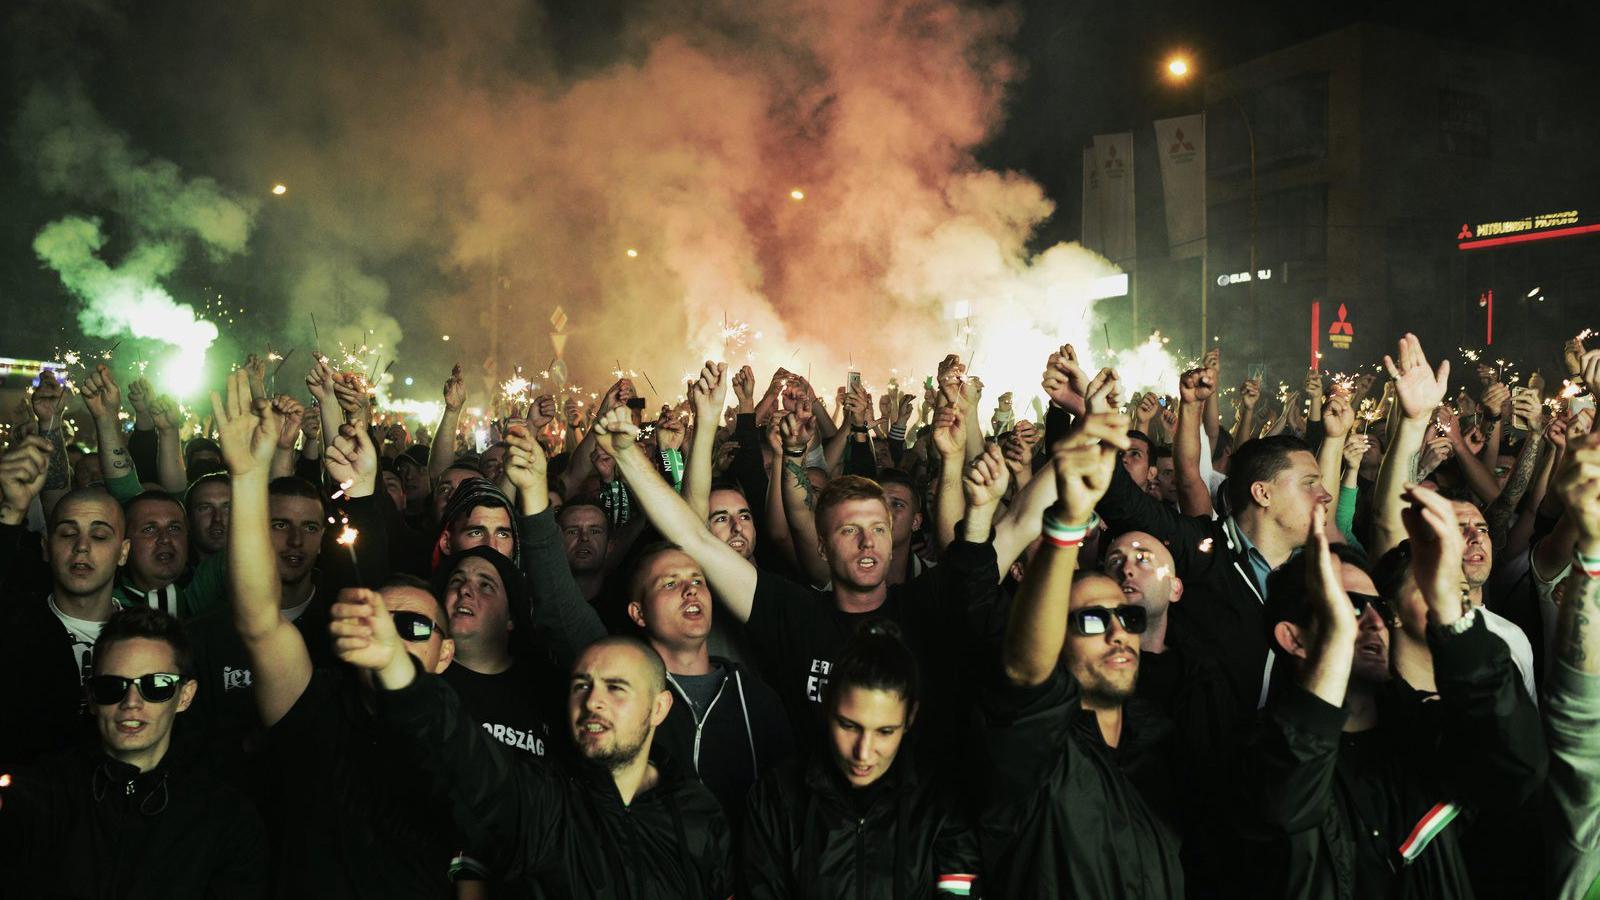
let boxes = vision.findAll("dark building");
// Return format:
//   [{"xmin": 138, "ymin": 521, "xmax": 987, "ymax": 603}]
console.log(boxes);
[{"xmin": 1131, "ymin": 22, "xmax": 1600, "ymax": 379}]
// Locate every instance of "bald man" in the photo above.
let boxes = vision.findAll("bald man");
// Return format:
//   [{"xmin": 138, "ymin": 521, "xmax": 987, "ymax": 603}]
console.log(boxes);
[{"xmin": 344, "ymin": 598, "xmax": 732, "ymax": 896}]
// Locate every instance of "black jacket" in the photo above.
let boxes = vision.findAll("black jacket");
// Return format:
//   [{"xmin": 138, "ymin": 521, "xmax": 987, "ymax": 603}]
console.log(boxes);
[
  {"xmin": 378, "ymin": 661, "xmax": 731, "ymax": 898},
  {"xmin": 0, "ymin": 522, "xmax": 95, "ymax": 764},
  {"xmin": 977, "ymin": 666, "xmax": 1185, "ymax": 899},
  {"xmin": 659, "ymin": 657, "xmax": 794, "ymax": 825},
  {"xmin": 1096, "ymin": 462, "xmax": 1276, "ymax": 719},
  {"xmin": 0, "ymin": 744, "xmax": 268, "ymax": 899},
  {"xmin": 738, "ymin": 756, "xmax": 980, "ymax": 899},
  {"xmin": 1237, "ymin": 617, "xmax": 1547, "ymax": 899}
]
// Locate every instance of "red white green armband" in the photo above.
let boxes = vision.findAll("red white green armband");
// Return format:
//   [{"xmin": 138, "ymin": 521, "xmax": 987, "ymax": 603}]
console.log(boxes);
[{"xmin": 1042, "ymin": 508, "xmax": 1098, "ymax": 549}]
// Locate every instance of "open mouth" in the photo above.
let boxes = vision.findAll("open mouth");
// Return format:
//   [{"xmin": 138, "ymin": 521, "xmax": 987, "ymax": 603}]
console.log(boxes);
[
  {"xmin": 281, "ymin": 554, "xmax": 306, "ymax": 567},
  {"xmin": 577, "ymin": 718, "xmax": 610, "ymax": 736},
  {"xmin": 849, "ymin": 764, "xmax": 874, "ymax": 778},
  {"xmin": 69, "ymin": 561, "xmax": 93, "ymax": 574},
  {"xmin": 856, "ymin": 557, "xmax": 878, "ymax": 571},
  {"xmin": 1358, "ymin": 641, "xmax": 1385, "ymax": 658},
  {"xmin": 682, "ymin": 602, "xmax": 704, "ymax": 618},
  {"xmin": 154, "ymin": 550, "xmax": 176, "ymax": 563},
  {"xmin": 116, "ymin": 719, "xmax": 147, "ymax": 735},
  {"xmin": 726, "ymin": 536, "xmax": 748, "ymax": 550},
  {"xmin": 1104, "ymin": 650, "xmax": 1135, "ymax": 667}
]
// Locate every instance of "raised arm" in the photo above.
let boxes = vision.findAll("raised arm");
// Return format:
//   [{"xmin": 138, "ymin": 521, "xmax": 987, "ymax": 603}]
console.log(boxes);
[
  {"xmin": 28, "ymin": 372, "xmax": 72, "ymax": 519},
  {"xmin": 930, "ymin": 402, "xmax": 969, "ymax": 552},
  {"xmin": 777, "ymin": 411, "xmax": 830, "ymax": 588},
  {"xmin": 1001, "ymin": 413, "xmax": 1126, "ymax": 686},
  {"xmin": 1296, "ymin": 512, "xmax": 1359, "ymax": 707},
  {"xmin": 1371, "ymin": 334, "xmax": 1450, "ymax": 558},
  {"xmin": 216, "ymin": 368, "xmax": 312, "ymax": 728},
  {"xmin": 148, "ymin": 394, "xmax": 189, "ymax": 493},
  {"xmin": 683, "ymin": 362, "xmax": 729, "ymax": 520},
  {"xmin": 503, "ymin": 423, "xmax": 605, "ymax": 667},
  {"xmin": 427, "ymin": 364, "xmax": 467, "ymax": 483},
  {"xmin": 596, "ymin": 407, "xmax": 759, "ymax": 620},
  {"xmin": 1175, "ymin": 367, "xmax": 1217, "ymax": 517},
  {"xmin": 269, "ymin": 395, "xmax": 306, "ymax": 481},
  {"xmin": 961, "ymin": 441, "xmax": 1011, "ymax": 543},
  {"xmin": 80, "ymin": 364, "xmax": 140, "ymax": 496},
  {"xmin": 1317, "ymin": 395, "xmax": 1353, "ymax": 501}
]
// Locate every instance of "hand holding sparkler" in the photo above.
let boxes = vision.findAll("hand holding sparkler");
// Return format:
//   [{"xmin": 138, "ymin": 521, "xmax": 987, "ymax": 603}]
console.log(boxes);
[
  {"xmin": 1417, "ymin": 434, "xmax": 1454, "ymax": 479},
  {"xmin": 1480, "ymin": 382, "xmax": 1511, "ymax": 421},
  {"xmin": 895, "ymin": 393, "xmax": 917, "ymax": 428},
  {"xmin": 1511, "ymin": 390, "xmax": 1546, "ymax": 434},
  {"xmin": 273, "ymin": 396, "xmax": 306, "ymax": 450},
  {"xmin": 779, "ymin": 410, "xmax": 816, "ymax": 454},
  {"xmin": 1383, "ymin": 333, "xmax": 1450, "ymax": 422},
  {"xmin": 306, "ymin": 356, "xmax": 339, "ymax": 408},
  {"xmin": 29, "ymin": 370, "xmax": 70, "ymax": 433},
  {"xmin": 1341, "ymin": 434, "xmax": 1370, "ymax": 471},
  {"xmin": 442, "ymin": 364, "xmax": 467, "ymax": 413},
  {"xmin": 1132, "ymin": 393, "xmax": 1160, "ymax": 429},
  {"xmin": 1042, "ymin": 344, "xmax": 1091, "ymax": 416},
  {"xmin": 1565, "ymin": 337, "xmax": 1586, "ymax": 378},
  {"xmin": 963, "ymin": 442, "xmax": 1011, "ymax": 511},
  {"xmin": 1236, "ymin": 379, "xmax": 1262, "ymax": 411},
  {"xmin": 688, "ymin": 362, "xmax": 729, "ymax": 426},
  {"xmin": 325, "ymin": 422, "xmax": 378, "ymax": 499},
  {"xmin": 1051, "ymin": 412, "xmax": 1130, "ymax": 524},
  {"xmin": 213, "ymin": 369, "xmax": 280, "ymax": 481},
  {"xmin": 244, "ymin": 354, "xmax": 268, "ymax": 402},
  {"xmin": 126, "ymin": 378, "xmax": 154, "ymax": 427},
  {"xmin": 332, "ymin": 373, "xmax": 372, "ymax": 428},
  {"xmin": 930, "ymin": 404, "xmax": 966, "ymax": 461},
  {"xmin": 732, "ymin": 365, "xmax": 756, "ymax": 414},
  {"xmin": 503, "ymin": 422, "xmax": 549, "ymax": 497},
  {"xmin": 592, "ymin": 407, "xmax": 641, "ymax": 457},
  {"xmin": 79, "ymin": 364, "xmax": 122, "ymax": 426},
  {"xmin": 529, "ymin": 395, "xmax": 557, "ymax": 430},
  {"xmin": 1083, "ymin": 368, "xmax": 1120, "ymax": 416},
  {"xmin": 329, "ymin": 588, "xmax": 413, "ymax": 688},
  {"xmin": 0, "ymin": 435, "xmax": 52, "ymax": 526}
]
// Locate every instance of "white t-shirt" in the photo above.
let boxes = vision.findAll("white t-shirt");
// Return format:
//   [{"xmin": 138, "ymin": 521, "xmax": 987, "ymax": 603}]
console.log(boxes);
[
  {"xmin": 48, "ymin": 594, "xmax": 107, "ymax": 684},
  {"xmin": 1480, "ymin": 604, "xmax": 1539, "ymax": 704}
]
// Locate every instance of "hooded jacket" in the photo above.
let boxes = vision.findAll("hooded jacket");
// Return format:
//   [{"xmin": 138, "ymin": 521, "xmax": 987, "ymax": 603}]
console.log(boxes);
[
  {"xmin": 0, "ymin": 744, "xmax": 268, "ymax": 899},
  {"xmin": 377, "ymin": 661, "xmax": 731, "ymax": 898},
  {"xmin": 738, "ymin": 756, "xmax": 981, "ymax": 899},
  {"xmin": 1237, "ymin": 616, "xmax": 1547, "ymax": 899},
  {"xmin": 658, "ymin": 657, "xmax": 794, "ymax": 824}
]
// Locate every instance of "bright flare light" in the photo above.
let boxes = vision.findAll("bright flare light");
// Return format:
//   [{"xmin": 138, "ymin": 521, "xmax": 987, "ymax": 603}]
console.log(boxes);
[
  {"xmin": 1166, "ymin": 57, "xmax": 1190, "ymax": 78},
  {"xmin": 271, "ymin": 184, "xmax": 287, "ymax": 195},
  {"xmin": 626, "ymin": 248, "xmax": 639, "ymax": 258},
  {"xmin": 790, "ymin": 189, "xmax": 805, "ymax": 201}
]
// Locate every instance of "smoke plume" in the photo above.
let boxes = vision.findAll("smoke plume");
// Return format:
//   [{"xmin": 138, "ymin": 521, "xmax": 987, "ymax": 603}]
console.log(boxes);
[{"xmin": 14, "ymin": 0, "xmax": 1153, "ymax": 414}]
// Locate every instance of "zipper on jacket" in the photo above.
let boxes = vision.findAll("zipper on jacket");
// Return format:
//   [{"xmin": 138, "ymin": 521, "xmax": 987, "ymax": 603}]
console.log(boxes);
[
  {"xmin": 855, "ymin": 817, "xmax": 866, "ymax": 900},
  {"xmin": 667, "ymin": 671, "xmax": 729, "ymax": 773}
]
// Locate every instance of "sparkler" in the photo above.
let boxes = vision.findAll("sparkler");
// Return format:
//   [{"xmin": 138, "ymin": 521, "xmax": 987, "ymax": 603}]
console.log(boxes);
[{"xmin": 336, "ymin": 524, "xmax": 361, "ymax": 581}]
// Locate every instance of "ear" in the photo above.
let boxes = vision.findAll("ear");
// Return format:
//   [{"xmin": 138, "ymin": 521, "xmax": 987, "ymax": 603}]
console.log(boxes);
[
  {"xmin": 1008, "ymin": 561, "xmax": 1025, "ymax": 583},
  {"xmin": 1168, "ymin": 576, "xmax": 1184, "ymax": 604},
  {"xmin": 651, "ymin": 689, "xmax": 673, "ymax": 727},
  {"xmin": 117, "ymin": 538, "xmax": 131, "ymax": 568},
  {"xmin": 906, "ymin": 701, "xmax": 920, "ymax": 730},
  {"xmin": 1273, "ymin": 621, "xmax": 1309, "ymax": 660},
  {"xmin": 434, "ymin": 638, "xmax": 456, "ymax": 674},
  {"xmin": 1250, "ymin": 480, "xmax": 1272, "ymax": 509},
  {"xmin": 435, "ymin": 530, "xmax": 451, "ymax": 559},
  {"xmin": 911, "ymin": 510, "xmax": 924, "ymax": 532},
  {"xmin": 627, "ymin": 600, "xmax": 646, "ymax": 631},
  {"xmin": 176, "ymin": 678, "xmax": 199, "ymax": 713}
]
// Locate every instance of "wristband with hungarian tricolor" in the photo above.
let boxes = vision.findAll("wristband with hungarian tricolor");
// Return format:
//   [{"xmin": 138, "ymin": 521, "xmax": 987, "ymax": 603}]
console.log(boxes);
[
  {"xmin": 1576, "ymin": 549, "xmax": 1600, "ymax": 579},
  {"xmin": 1042, "ymin": 508, "xmax": 1098, "ymax": 548}
]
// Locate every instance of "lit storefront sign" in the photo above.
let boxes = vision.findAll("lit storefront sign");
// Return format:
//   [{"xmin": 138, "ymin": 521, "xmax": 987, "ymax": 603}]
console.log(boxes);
[
  {"xmin": 1457, "ymin": 210, "xmax": 1600, "ymax": 250},
  {"xmin": 1216, "ymin": 268, "xmax": 1272, "ymax": 287}
]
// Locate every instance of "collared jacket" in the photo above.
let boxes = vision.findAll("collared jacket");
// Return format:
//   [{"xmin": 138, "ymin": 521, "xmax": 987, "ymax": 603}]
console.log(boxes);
[
  {"xmin": 378, "ymin": 661, "xmax": 731, "ymax": 898},
  {"xmin": 1096, "ymin": 461, "xmax": 1279, "ymax": 719},
  {"xmin": 0, "ymin": 744, "xmax": 268, "ymax": 899},
  {"xmin": 738, "ymin": 756, "xmax": 980, "ymax": 899},
  {"xmin": 1237, "ymin": 617, "xmax": 1547, "ymax": 899},
  {"xmin": 977, "ymin": 666, "xmax": 1186, "ymax": 899}
]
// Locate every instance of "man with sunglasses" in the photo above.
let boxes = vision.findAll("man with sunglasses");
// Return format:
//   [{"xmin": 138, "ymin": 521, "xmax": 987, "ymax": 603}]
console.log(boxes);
[
  {"xmin": 980, "ymin": 413, "xmax": 1188, "ymax": 898},
  {"xmin": 0, "ymin": 606, "xmax": 269, "ymax": 898},
  {"xmin": 1239, "ymin": 485, "xmax": 1545, "ymax": 897},
  {"xmin": 211, "ymin": 369, "xmax": 466, "ymax": 898}
]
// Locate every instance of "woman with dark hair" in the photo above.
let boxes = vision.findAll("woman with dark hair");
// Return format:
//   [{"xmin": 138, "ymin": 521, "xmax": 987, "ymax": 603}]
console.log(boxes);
[{"xmin": 737, "ymin": 620, "xmax": 981, "ymax": 898}]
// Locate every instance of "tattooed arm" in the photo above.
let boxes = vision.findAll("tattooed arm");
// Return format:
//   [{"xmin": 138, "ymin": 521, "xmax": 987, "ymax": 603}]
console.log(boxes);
[
  {"xmin": 1487, "ymin": 432, "xmax": 1544, "ymax": 552},
  {"xmin": 1553, "ymin": 432, "xmax": 1600, "ymax": 673},
  {"xmin": 778, "ymin": 412, "xmax": 830, "ymax": 588}
]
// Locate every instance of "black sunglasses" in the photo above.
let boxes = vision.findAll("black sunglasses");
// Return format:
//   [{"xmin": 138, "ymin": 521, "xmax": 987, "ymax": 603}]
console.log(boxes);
[
  {"xmin": 1070, "ymin": 605, "xmax": 1148, "ymax": 637},
  {"xmin": 1348, "ymin": 592, "xmax": 1394, "ymax": 622},
  {"xmin": 86, "ymin": 673, "xmax": 184, "ymax": 705},
  {"xmin": 393, "ymin": 611, "xmax": 443, "ymax": 642}
]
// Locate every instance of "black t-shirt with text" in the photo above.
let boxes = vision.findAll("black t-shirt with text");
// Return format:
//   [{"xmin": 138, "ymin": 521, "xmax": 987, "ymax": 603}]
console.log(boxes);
[{"xmin": 443, "ymin": 661, "xmax": 555, "ymax": 759}]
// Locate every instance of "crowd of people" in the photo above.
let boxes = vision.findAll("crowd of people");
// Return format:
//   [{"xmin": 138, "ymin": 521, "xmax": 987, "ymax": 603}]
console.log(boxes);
[{"xmin": 2, "ymin": 326, "xmax": 1599, "ymax": 899}]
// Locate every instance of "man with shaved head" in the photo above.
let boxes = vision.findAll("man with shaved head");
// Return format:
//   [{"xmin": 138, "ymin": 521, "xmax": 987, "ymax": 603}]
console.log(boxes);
[
  {"xmin": 338, "ymin": 592, "xmax": 732, "ymax": 895},
  {"xmin": 2, "ymin": 440, "xmax": 134, "ymax": 761}
]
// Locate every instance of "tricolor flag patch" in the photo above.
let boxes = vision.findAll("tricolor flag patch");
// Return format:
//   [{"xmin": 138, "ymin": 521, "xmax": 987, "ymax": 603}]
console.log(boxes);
[
  {"xmin": 1398, "ymin": 802, "xmax": 1461, "ymax": 864},
  {"xmin": 937, "ymin": 873, "xmax": 976, "ymax": 896}
]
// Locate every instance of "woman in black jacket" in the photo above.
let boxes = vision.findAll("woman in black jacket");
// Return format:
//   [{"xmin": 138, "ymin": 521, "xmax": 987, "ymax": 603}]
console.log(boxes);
[{"xmin": 737, "ymin": 621, "xmax": 981, "ymax": 898}]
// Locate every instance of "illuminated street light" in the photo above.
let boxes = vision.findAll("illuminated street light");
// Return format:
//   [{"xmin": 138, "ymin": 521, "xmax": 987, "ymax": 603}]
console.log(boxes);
[{"xmin": 1166, "ymin": 56, "xmax": 1190, "ymax": 79}]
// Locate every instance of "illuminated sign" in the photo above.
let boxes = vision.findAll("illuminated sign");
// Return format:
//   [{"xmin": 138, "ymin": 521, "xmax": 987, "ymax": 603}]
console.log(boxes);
[
  {"xmin": 1457, "ymin": 210, "xmax": 1600, "ymax": 250},
  {"xmin": 1216, "ymin": 268, "xmax": 1272, "ymax": 287},
  {"xmin": 1328, "ymin": 303, "xmax": 1354, "ymax": 349}
]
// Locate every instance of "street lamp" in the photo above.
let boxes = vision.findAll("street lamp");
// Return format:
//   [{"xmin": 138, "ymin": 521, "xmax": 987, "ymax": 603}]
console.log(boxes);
[{"xmin": 1164, "ymin": 53, "xmax": 1257, "ymax": 352}]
